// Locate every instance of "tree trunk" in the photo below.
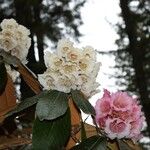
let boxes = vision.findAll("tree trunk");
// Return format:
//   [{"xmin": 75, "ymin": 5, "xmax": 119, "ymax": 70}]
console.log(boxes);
[
  {"xmin": 33, "ymin": 0, "xmax": 46, "ymax": 74},
  {"xmin": 120, "ymin": 0, "xmax": 150, "ymax": 136},
  {"xmin": 14, "ymin": 0, "xmax": 36, "ymax": 64}
]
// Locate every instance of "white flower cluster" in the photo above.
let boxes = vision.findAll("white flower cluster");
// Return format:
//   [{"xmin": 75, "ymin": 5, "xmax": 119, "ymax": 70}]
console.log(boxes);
[
  {"xmin": 38, "ymin": 39, "xmax": 101, "ymax": 97},
  {"xmin": 0, "ymin": 19, "xmax": 31, "ymax": 63}
]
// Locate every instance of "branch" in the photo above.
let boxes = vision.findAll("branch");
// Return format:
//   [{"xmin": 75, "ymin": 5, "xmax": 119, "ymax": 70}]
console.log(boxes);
[{"xmin": 96, "ymin": 48, "xmax": 128, "ymax": 55}]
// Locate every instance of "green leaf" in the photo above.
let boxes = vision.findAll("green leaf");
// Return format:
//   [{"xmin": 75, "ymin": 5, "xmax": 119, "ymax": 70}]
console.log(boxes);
[
  {"xmin": 6, "ymin": 91, "xmax": 48, "ymax": 117},
  {"xmin": 32, "ymin": 108, "xmax": 71, "ymax": 150},
  {"xmin": 118, "ymin": 140, "xmax": 132, "ymax": 150},
  {"xmin": 71, "ymin": 90, "xmax": 95, "ymax": 115},
  {"xmin": 36, "ymin": 90, "xmax": 68, "ymax": 121},
  {"xmin": 0, "ymin": 58, "xmax": 7, "ymax": 93},
  {"xmin": 71, "ymin": 135, "xmax": 107, "ymax": 150}
]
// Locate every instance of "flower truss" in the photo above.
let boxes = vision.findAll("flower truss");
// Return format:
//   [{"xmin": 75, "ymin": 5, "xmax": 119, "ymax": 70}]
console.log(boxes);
[
  {"xmin": 0, "ymin": 19, "xmax": 31, "ymax": 64},
  {"xmin": 38, "ymin": 39, "xmax": 101, "ymax": 98},
  {"xmin": 95, "ymin": 89, "xmax": 145, "ymax": 141},
  {"xmin": 0, "ymin": 19, "xmax": 31, "ymax": 82}
]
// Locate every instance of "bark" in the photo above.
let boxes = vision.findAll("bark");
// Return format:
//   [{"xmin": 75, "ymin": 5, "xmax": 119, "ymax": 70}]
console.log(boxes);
[{"xmin": 32, "ymin": 0, "xmax": 46, "ymax": 73}]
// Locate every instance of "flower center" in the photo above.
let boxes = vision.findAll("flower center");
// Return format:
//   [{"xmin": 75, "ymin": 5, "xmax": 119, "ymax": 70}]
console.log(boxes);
[{"xmin": 110, "ymin": 120, "xmax": 126, "ymax": 133}]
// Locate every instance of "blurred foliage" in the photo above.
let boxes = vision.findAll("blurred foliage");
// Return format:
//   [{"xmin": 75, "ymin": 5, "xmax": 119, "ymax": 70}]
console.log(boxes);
[
  {"xmin": 114, "ymin": 0, "xmax": 150, "ymax": 149},
  {"xmin": 115, "ymin": 0, "xmax": 150, "ymax": 94}
]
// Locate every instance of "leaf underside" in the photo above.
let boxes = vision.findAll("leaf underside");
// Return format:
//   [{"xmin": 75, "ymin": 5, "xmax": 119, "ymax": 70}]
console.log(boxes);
[{"xmin": 0, "ymin": 75, "xmax": 16, "ymax": 123}]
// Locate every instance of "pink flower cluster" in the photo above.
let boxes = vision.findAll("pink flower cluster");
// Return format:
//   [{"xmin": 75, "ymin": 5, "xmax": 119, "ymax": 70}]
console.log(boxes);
[{"xmin": 95, "ymin": 89, "xmax": 145, "ymax": 141}]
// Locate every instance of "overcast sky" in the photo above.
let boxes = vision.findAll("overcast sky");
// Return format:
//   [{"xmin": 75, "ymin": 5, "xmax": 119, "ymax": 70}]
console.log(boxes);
[{"xmin": 79, "ymin": 0, "xmax": 120, "ymax": 51}]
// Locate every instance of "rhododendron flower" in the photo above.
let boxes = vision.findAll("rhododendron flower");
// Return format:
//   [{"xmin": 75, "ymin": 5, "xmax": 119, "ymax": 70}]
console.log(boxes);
[
  {"xmin": 82, "ymin": 46, "xmax": 96, "ymax": 60},
  {"xmin": 38, "ymin": 39, "xmax": 101, "ymax": 97},
  {"xmin": 0, "ymin": 19, "xmax": 18, "ymax": 29},
  {"xmin": 95, "ymin": 89, "xmax": 145, "ymax": 141},
  {"xmin": 105, "ymin": 118, "xmax": 131, "ymax": 139},
  {"xmin": 0, "ymin": 18, "xmax": 31, "ymax": 63}
]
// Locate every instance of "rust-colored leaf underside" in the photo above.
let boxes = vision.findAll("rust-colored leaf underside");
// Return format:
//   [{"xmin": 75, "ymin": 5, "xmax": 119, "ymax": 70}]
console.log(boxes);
[
  {"xmin": 0, "ymin": 75, "xmax": 16, "ymax": 123},
  {"xmin": 17, "ymin": 64, "xmax": 42, "ymax": 94}
]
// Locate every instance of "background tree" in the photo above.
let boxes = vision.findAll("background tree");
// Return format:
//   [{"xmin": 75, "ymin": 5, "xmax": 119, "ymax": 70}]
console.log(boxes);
[{"xmin": 114, "ymin": 0, "xmax": 150, "ymax": 141}]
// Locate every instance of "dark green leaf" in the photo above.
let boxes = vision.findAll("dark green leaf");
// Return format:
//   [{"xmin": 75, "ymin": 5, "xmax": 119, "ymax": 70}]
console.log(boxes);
[
  {"xmin": 71, "ymin": 135, "xmax": 107, "ymax": 150},
  {"xmin": 118, "ymin": 140, "xmax": 132, "ymax": 150},
  {"xmin": 71, "ymin": 90, "xmax": 95, "ymax": 115},
  {"xmin": 0, "ymin": 57, "xmax": 7, "ymax": 93},
  {"xmin": 32, "ymin": 108, "xmax": 71, "ymax": 150},
  {"xmin": 81, "ymin": 121, "xmax": 87, "ymax": 141},
  {"xmin": 36, "ymin": 90, "xmax": 68, "ymax": 121},
  {"xmin": 6, "ymin": 91, "xmax": 48, "ymax": 117}
]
